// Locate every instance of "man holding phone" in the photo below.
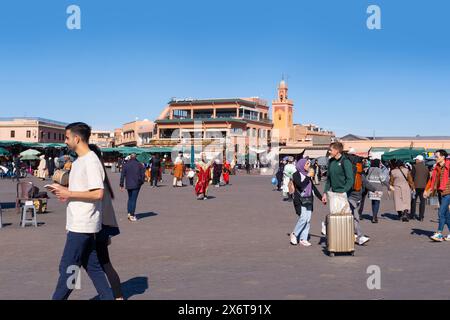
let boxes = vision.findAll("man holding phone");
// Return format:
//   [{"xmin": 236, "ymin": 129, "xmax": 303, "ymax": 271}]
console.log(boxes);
[{"xmin": 48, "ymin": 122, "xmax": 113, "ymax": 300}]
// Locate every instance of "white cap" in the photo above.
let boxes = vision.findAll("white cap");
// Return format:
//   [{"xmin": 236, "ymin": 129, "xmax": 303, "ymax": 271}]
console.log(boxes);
[{"xmin": 414, "ymin": 155, "xmax": 424, "ymax": 161}]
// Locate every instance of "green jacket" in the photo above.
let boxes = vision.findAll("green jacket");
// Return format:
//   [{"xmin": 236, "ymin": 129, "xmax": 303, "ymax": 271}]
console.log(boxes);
[{"xmin": 324, "ymin": 156, "xmax": 354, "ymax": 194}]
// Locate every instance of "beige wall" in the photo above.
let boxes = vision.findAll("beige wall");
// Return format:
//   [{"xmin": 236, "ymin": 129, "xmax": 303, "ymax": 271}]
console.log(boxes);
[
  {"xmin": 342, "ymin": 139, "xmax": 450, "ymax": 152},
  {"xmin": 0, "ymin": 119, "xmax": 65, "ymax": 143},
  {"xmin": 116, "ymin": 120, "xmax": 154, "ymax": 147}
]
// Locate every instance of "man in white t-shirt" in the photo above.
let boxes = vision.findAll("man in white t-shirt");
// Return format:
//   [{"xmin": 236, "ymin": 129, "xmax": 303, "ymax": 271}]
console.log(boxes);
[{"xmin": 49, "ymin": 122, "xmax": 113, "ymax": 300}]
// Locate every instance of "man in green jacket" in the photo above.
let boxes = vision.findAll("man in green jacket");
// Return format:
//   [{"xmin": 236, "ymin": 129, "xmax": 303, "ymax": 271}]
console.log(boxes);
[{"xmin": 322, "ymin": 142, "xmax": 370, "ymax": 246}]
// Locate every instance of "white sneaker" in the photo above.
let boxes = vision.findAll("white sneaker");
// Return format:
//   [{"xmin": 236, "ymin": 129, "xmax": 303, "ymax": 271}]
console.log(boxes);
[
  {"xmin": 290, "ymin": 233, "xmax": 298, "ymax": 245},
  {"xmin": 299, "ymin": 240, "xmax": 312, "ymax": 247},
  {"xmin": 358, "ymin": 236, "xmax": 370, "ymax": 246},
  {"xmin": 321, "ymin": 222, "xmax": 326, "ymax": 235},
  {"xmin": 128, "ymin": 214, "xmax": 137, "ymax": 222}
]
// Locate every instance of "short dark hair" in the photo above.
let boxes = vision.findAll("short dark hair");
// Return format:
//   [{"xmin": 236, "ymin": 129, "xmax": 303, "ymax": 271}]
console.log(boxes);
[
  {"xmin": 329, "ymin": 142, "xmax": 344, "ymax": 153},
  {"xmin": 435, "ymin": 149, "xmax": 448, "ymax": 158},
  {"xmin": 371, "ymin": 159, "xmax": 381, "ymax": 168},
  {"xmin": 65, "ymin": 122, "xmax": 91, "ymax": 142}
]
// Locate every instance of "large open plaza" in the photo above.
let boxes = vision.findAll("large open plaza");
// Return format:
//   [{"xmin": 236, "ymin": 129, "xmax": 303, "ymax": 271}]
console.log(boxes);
[{"xmin": 0, "ymin": 171, "xmax": 448, "ymax": 300}]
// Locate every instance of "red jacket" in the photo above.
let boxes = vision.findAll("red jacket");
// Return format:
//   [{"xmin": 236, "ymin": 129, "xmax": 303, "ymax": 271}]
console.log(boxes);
[{"xmin": 427, "ymin": 159, "xmax": 450, "ymax": 193}]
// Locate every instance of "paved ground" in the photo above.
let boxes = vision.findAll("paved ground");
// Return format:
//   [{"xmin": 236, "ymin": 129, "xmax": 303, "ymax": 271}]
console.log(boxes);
[{"xmin": 0, "ymin": 171, "xmax": 449, "ymax": 300}]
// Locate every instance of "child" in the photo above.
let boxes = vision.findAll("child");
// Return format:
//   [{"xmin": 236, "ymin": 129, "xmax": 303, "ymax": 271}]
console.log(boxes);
[{"xmin": 187, "ymin": 168, "xmax": 196, "ymax": 186}]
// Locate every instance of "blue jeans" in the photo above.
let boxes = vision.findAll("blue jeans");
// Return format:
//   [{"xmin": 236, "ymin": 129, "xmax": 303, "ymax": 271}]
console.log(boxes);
[
  {"xmin": 372, "ymin": 200, "xmax": 380, "ymax": 218},
  {"xmin": 293, "ymin": 206, "xmax": 312, "ymax": 241},
  {"xmin": 127, "ymin": 188, "xmax": 141, "ymax": 216},
  {"xmin": 52, "ymin": 232, "xmax": 113, "ymax": 300},
  {"xmin": 438, "ymin": 195, "xmax": 450, "ymax": 233}
]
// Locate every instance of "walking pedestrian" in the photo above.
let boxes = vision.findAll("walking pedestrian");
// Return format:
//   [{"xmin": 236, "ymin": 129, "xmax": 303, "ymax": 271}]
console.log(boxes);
[
  {"xmin": 425, "ymin": 150, "xmax": 450, "ymax": 242},
  {"xmin": 322, "ymin": 142, "xmax": 370, "ymax": 246},
  {"xmin": 410, "ymin": 155, "xmax": 430, "ymax": 221},
  {"xmin": 212, "ymin": 158, "xmax": 222, "ymax": 187},
  {"xmin": 223, "ymin": 160, "xmax": 231, "ymax": 185},
  {"xmin": 282, "ymin": 156, "xmax": 296, "ymax": 201},
  {"xmin": 49, "ymin": 122, "xmax": 113, "ymax": 300},
  {"xmin": 89, "ymin": 145, "xmax": 123, "ymax": 300},
  {"xmin": 37, "ymin": 155, "xmax": 47, "ymax": 180},
  {"xmin": 195, "ymin": 153, "xmax": 213, "ymax": 200},
  {"xmin": 172, "ymin": 152, "xmax": 184, "ymax": 187},
  {"xmin": 366, "ymin": 159, "xmax": 390, "ymax": 223},
  {"xmin": 290, "ymin": 158, "xmax": 323, "ymax": 247},
  {"xmin": 149, "ymin": 154, "xmax": 161, "ymax": 187},
  {"xmin": 389, "ymin": 160, "xmax": 415, "ymax": 222},
  {"xmin": 120, "ymin": 153, "xmax": 145, "ymax": 222},
  {"xmin": 276, "ymin": 158, "xmax": 286, "ymax": 191}
]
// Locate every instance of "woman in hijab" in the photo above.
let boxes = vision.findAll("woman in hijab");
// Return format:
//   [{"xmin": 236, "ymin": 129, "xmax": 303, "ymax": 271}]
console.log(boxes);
[{"xmin": 290, "ymin": 158, "xmax": 323, "ymax": 247}]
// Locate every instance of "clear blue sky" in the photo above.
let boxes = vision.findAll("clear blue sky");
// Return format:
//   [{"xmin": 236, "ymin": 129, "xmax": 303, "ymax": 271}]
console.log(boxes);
[{"xmin": 0, "ymin": 0, "xmax": 449, "ymax": 137}]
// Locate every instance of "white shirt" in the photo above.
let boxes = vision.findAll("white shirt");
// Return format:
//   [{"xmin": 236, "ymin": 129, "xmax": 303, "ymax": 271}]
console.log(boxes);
[{"xmin": 66, "ymin": 151, "xmax": 105, "ymax": 233}]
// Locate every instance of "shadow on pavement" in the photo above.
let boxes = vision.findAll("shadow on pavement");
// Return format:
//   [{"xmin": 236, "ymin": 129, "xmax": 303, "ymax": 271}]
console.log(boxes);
[
  {"xmin": 0, "ymin": 202, "xmax": 16, "ymax": 209},
  {"xmin": 122, "ymin": 276, "xmax": 149, "ymax": 299},
  {"xmin": 381, "ymin": 212, "xmax": 400, "ymax": 221},
  {"xmin": 91, "ymin": 276, "xmax": 149, "ymax": 300},
  {"xmin": 411, "ymin": 228, "xmax": 434, "ymax": 238},
  {"xmin": 136, "ymin": 212, "xmax": 158, "ymax": 220}
]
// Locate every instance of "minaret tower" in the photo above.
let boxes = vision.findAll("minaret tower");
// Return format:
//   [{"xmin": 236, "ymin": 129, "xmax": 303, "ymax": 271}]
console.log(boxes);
[{"xmin": 272, "ymin": 79, "xmax": 294, "ymax": 144}]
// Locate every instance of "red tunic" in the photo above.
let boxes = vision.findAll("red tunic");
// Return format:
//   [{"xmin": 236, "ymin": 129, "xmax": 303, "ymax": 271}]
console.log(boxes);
[
  {"xmin": 195, "ymin": 162, "xmax": 212, "ymax": 196},
  {"xmin": 223, "ymin": 162, "xmax": 231, "ymax": 184}
]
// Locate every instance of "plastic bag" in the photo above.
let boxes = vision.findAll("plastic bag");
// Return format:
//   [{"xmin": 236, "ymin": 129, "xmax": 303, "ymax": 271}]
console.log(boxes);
[
  {"xmin": 327, "ymin": 191, "xmax": 351, "ymax": 214},
  {"xmin": 271, "ymin": 177, "xmax": 278, "ymax": 185}
]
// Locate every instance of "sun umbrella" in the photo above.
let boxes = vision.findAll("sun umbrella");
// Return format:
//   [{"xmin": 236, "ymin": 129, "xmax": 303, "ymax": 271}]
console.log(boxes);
[
  {"xmin": 381, "ymin": 148, "xmax": 426, "ymax": 163},
  {"xmin": 20, "ymin": 154, "xmax": 40, "ymax": 161},
  {"xmin": 0, "ymin": 147, "xmax": 10, "ymax": 156},
  {"xmin": 20, "ymin": 149, "xmax": 41, "ymax": 157},
  {"xmin": 136, "ymin": 152, "xmax": 151, "ymax": 163}
]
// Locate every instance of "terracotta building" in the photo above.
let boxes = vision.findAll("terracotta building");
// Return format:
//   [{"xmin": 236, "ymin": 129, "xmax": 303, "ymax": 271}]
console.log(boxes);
[
  {"xmin": 0, "ymin": 117, "xmax": 67, "ymax": 143},
  {"xmin": 152, "ymin": 96, "xmax": 273, "ymax": 161},
  {"xmin": 114, "ymin": 119, "xmax": 154, "ymax": 147},
  {"xmin": 90, "ymin": 130, "xmax": 114, "ymax": 148},
  {"xmin": 340, "ymin": 134, "xmax": 450, "ymax": 156}
]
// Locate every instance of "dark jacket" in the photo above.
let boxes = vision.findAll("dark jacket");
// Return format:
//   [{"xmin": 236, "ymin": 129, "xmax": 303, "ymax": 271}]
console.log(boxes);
[
  {"xmin": 324, "ymin": 156, "xmax": 354, "ymax": 194},
  {"xmin": 292, "ymin": 171, "xmax": 322, "ymax": 212},
  {"xmin": 149, "ymin": 157, "xmax": 161, "ymax": 170},
  {"xmin": 120, "ymin": 159, "xmax": 145, "ymax": 190},
  {"xmin": 412, "ymin": 162, "xmax": 429, "ymax": 189}
]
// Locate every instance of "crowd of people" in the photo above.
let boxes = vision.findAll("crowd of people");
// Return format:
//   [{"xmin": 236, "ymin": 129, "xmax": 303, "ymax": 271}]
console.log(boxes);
[
  {"xmin": 3, "ymin": 120, "xmax": 448, "ymax": 299},
  {"xmin": 276, "ymin": 142, "xmax": 450, "ymax": 247}
]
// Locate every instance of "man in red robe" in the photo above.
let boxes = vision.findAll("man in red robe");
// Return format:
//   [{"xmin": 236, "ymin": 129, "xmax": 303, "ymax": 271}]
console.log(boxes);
[
  {"xmin": 223, "ymin": 160, "xmax": 231, "ymax": 185},
  {"xmin": 195, "ymin": 154, "xmax": 213, "ymax": 200}
]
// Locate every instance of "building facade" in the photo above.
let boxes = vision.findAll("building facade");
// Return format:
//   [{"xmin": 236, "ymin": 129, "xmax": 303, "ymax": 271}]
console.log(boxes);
[
  {"xmin": 152, "ymin": 97, "xmax": 273, "ymax": 161},
  {"xmin": 90, "ymin": 130, "xmax": 114, "ymax": 148},
  {"xmin": 340, "ymin": 134, "xmax": 450, "ymax": 154},
  {"xmin": 114, "ymin": 119, "xmax": 154, "ymax": 147},
  {"xmin": 0, "ymin": 117, "xmax": 67, "ymax": 143}
]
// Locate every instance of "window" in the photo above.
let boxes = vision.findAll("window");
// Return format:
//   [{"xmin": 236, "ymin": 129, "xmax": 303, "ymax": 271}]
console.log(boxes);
[
  {"xmin": 54, "ymin": 133, "xmax": 57, "ymax": 140},
  {"xmin": 10, "ymin": 130, "xmax": 15, "ymax": 138},
  {"xmin": 278, "ymin": 114, "xmax": 281, "ymax": 121},
  {"xmin": 231, "ymin": 128, "xmax": 243, "ymax": 135},
  {"xmin": 48, "ymin": 132, "xmax": 50, "ymax": 139},
  {"xmin": 41, "ymin": 131, "xmax": 44, "ymax": 139},
  {"xmin": 26, "ymin": 130, "xmax": 31, "ymax": 138}
]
